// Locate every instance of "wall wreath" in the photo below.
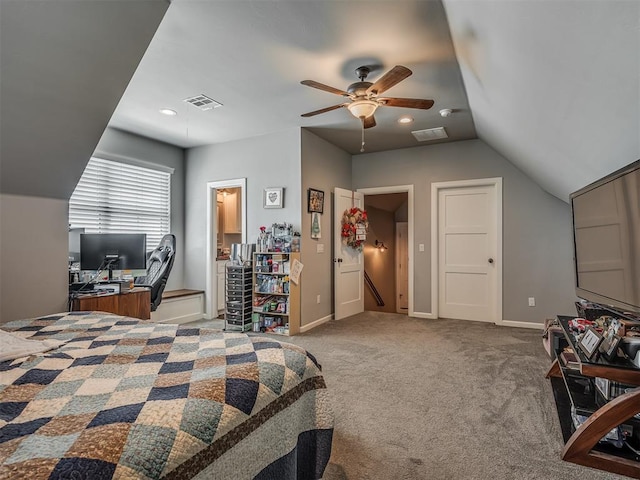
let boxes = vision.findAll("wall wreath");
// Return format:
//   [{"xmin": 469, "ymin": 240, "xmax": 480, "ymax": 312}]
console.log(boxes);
[{"xmin": 341, "ymin": 207, "xmax": 368, "ymax": 251}]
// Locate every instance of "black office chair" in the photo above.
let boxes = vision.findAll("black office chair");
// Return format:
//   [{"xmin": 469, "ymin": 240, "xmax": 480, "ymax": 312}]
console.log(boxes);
[{"xmin": 135, "ymin": 234, "xmax": 176, "ymax": 312}]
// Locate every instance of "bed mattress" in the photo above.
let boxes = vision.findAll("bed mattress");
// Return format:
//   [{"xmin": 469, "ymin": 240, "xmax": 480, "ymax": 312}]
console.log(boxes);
[{"xmin": 0, "ymin": 312, "xmax": 333, "ymax": 479}]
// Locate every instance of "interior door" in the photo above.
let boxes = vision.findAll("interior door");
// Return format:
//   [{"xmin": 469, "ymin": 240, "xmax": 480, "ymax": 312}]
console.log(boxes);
[
  {"xmin": 438, "ymin": 183, "xmax": 498, "ymax": 322},
  {"xmin": 334, "ymin": 187, "xmax": 364, "ymax": 320},
  {"xmin": 396, "ymin": 222, "xmax": 409, "ymax": 313}
]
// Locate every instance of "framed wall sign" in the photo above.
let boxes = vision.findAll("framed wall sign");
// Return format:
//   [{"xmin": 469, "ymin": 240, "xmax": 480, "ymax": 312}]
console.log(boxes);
[
  {"xmin": 264, "ymin": 187, "xmax": 284, "ymax": 209},
  {"xmin": 308, "ymin": 188, "xmax": 324, "ymax": 213},
  {"xmin": 578, "ymin": 327, "xmax": 603, "ymax": 359}
]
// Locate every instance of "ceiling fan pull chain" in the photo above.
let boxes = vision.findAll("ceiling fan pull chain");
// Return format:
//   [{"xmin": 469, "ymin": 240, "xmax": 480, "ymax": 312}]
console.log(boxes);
[{"xmin": 360, "ymin": 118, "xmax": 366, "ymax": 152}]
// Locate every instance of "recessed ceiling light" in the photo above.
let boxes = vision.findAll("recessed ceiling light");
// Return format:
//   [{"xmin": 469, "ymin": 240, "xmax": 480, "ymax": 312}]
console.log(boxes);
[
  {"xmin": 398, "ymin": 116, "xmax": 413, "ymax": 124},
  {"xmin": 159, "ymin": 108, "xmax": 177, "ymax": 116}
]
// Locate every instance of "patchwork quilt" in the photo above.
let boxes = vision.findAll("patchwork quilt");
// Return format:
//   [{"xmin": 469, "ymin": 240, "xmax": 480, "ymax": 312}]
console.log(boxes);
[{"xmin": 0, "ymin": 312, "xmax": 333, "ymax": 480}]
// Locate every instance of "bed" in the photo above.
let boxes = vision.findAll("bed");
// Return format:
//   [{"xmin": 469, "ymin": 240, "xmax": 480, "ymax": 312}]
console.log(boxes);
[{"xmin": 0, "ymin": 312, "xmax": 333, "ymax": 479}]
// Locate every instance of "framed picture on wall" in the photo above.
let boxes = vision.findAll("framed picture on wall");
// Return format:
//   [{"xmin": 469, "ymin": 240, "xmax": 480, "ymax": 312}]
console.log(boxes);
[
  {"xmin": 308, "ymin": 188, "xmax": 324, "ymax": 213},
  {"xmin": 264, "ymin": 187, "xmax": 284, "ymax": 209},
  {"xmin": 311, "ymin": 212, "xmax": 321, "ymax": 239}
]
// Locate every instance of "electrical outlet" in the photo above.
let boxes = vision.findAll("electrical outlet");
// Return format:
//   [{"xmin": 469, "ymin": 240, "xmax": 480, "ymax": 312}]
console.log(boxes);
[
  {"xmin": 317, "ymin": 244, "xmax": 324, "ymax": 253},
  {"xmin": 419, "ymin": 244, "xmax": 425, "ymax": 252},
  {"xmin": 317, "ymin": 295, "xmax": 321, "ymax": 304},
  {"xmin": 528, "ymin": 297, "xmax": 536, "ymax": 307}
]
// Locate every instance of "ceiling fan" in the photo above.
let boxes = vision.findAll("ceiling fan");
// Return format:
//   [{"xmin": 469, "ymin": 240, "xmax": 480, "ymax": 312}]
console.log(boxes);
[{"xmin": 300, "ymin": 65, "xmax": 434, "ymax": 129}]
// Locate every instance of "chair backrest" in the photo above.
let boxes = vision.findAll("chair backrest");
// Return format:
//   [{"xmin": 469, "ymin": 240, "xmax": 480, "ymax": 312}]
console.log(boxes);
[{"xmin": 135, "ymin": 234, "xmax": 176, "ymax": 311}]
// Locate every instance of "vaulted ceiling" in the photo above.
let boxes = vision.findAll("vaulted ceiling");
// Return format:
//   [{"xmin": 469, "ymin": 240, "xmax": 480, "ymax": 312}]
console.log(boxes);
[
  {"xmin": 1, "ymin": 1, "xmax": 638, "ymax": 202},
  {"xmin": 0, "ymin": 0, "xmax": 169, "ymax": 200}
]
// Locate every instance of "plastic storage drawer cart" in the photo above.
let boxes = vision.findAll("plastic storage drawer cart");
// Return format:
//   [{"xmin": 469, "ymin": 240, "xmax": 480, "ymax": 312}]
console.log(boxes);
[{"xmin": 225, "ymin": 264, "xmax": 253, "ymax": 332}]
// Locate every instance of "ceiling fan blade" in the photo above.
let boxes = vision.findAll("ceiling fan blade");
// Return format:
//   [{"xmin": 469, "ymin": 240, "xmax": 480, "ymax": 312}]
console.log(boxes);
[
  {"xmin": 301, "ymin": 103, "xmax": 346, "ymax": 117},
  {"xmin": 363, "ymin": 115, "xmax": 376, "ymax": 129},
  {"xmin": 366, "ymin": 65, "xmax": 412, "ymax": 95},
  {"xmin": 301, "ymin": 80, "xmax": 350, "ymax": 97},
  {"xmin": 380, "ymin": 97, "xmax": 435, "ymax": 110}
]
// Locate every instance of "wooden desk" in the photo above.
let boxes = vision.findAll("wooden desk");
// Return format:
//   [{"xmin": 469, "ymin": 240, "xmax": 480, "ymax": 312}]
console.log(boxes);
[{"xmin": 71, "ymin": 288, "xmax": 151, "ymax": 320}]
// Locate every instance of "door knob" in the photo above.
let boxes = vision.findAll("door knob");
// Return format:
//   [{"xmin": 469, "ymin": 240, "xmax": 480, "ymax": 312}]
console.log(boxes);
[
  {"xmin": 488, "ymin": 258, "xmax": 494, "ymax": 264},
  {"xmin": 333, "ymin": 258, "xmax": 343, "ymax": 263}
]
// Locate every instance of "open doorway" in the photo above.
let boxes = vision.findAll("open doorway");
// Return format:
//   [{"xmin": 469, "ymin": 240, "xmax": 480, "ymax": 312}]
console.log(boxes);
[
  {"xmin": 358, "ymin": 185, "xmax": 413, "ymax": 316},
  {"xmin": 205, "ymin": 179, "xmax": 246, "ymax": 319}
]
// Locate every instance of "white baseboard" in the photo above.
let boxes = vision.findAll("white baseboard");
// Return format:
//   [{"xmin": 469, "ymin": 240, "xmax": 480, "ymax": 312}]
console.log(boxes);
[
  {"xmin": 300, "ymin": 314, "xmax": 333, "ymax": 333},
  {"xmin": 151, "ymin": 294, "xmax": 204, "ymax": 324},
  {"xmin": 410, "ymin": 311, "xmax": 437, "ymax": 319},
  {"xmin": 296, "ymin": 312, "xmax": 543, "ymax": 331},
  {"xmin": 410, "ymin": 312, "xmax": 544, "ymax": 330},
  {"xmin": 153, "ymin": 312, "xmax": 203, "ymax": 324},
  {"xmin": 501, "ymin": 319, "xmax": 545, "ymax": 330}
]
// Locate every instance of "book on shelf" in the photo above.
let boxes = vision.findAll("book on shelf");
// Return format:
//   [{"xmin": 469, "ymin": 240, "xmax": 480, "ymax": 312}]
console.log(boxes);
[{"xmin": 560, "ymin": 349, "xmax": 580, "ymax": 369}]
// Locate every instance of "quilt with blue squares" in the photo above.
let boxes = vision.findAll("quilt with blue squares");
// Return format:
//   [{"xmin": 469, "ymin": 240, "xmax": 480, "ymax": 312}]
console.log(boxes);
[{"xmin": 0, "ymin": 312, "xmax": 333, "ymax": 479}]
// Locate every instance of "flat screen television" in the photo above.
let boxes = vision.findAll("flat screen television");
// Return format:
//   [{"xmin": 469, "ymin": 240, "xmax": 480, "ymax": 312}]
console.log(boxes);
[
  {"xmin": 571, "ymin": 159, "xmax": 640, "ymax": 316},
  {"xmin": 80, "ymin": 233, "xmax": 147, "ymax": 272}
]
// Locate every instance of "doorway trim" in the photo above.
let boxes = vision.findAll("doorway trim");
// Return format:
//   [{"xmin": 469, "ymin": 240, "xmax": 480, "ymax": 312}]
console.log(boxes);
[
  {"xmin": 357, "ymin": 185, "xmax": 414, "ymax": 317},
  {"xmin": 205, "ymin": 178, "xmax": 247, "ymax": 319},
  {"xmin": 430, "ymin": 177, "xmax": 503, "ymax": 324},
  {"xmin": 396, "ymin": 222, "xmax": 409, "ymax": 314}
]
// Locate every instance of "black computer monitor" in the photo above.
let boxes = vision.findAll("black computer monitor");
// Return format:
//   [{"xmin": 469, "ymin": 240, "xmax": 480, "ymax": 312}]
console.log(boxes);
[{"xmin": 80, "ymin": 233, "xmax": 147, "ymax": 272}]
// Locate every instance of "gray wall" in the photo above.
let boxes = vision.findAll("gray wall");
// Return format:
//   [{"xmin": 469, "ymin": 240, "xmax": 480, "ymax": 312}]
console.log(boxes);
[
  {"xmin": 185, "ymin": 129, "xmax": 302, "ymax": 292},
  {"xmin": 0, "ymin": 0, "xmax": 168, "ymax": 200},
  {"xmin": 300, "ymin": 130, "xmax": 352, "ymax": 326},
  {"xmin": 94, "ymin": 128, "xmax": 186, "ymax": 291},
  {"xmin": 353, "ymin": 138, "xmax": 576, "ymax": 323},
  {"xmin": 1, "ymin": 194, "xmax": 69, "ymax": 322},
  {"xmin": 0, "ymin": 129, "xmax": 186, "ymax": 324}
]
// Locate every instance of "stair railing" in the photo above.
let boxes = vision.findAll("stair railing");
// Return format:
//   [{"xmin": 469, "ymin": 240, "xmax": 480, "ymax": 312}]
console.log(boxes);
[{"xmin": 364, "ymin": 270, "xmax": 385, "ymax": 306}]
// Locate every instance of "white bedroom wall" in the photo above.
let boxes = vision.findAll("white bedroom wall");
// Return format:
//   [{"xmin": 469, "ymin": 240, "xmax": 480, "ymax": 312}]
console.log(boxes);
[{"xmin": 0, "ymin": 194, "xmax": 69, "ymax": 323}]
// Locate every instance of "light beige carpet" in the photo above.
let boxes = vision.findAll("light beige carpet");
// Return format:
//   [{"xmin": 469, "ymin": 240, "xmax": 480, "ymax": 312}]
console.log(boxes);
[
  {"xmin": 284, "ymin": 312, "xmax": 628, "ymax": 480},
  {"xmin": 188, "ymin": 312, "xmax": 629, "ymax": 479}
]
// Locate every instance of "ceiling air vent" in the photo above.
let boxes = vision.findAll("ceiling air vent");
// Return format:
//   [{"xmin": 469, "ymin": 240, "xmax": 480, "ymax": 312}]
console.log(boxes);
[
  {"xmin": 183, "ymin": 94, "xmax": 223, "ymax": 111},
  {"xmin": 411, "ymin": 127, "xmax": 448, "ymax": 142}
]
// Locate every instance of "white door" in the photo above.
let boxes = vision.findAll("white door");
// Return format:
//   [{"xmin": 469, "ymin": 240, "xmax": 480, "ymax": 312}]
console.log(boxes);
[
  {"xmin": 436, "ymin": 180, "xmax": 501, "ymax": 322},
  {"xmin": 334, "ymin": 187, "xmax": 365, "ymax": 320},
  {"xmin": 396, "ymin": 222, "xmax": 409, "ymax": 313}
]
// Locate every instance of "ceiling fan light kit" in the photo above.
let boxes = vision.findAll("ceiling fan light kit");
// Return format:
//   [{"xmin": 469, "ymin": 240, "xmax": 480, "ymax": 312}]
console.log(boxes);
[
  {"xmin": 300, "ymin": 65, "xmax": 434, "ymax": 126},
  {"xmin": 301, "ymin": 65, "xmax": 435, "ymax": 152},
  {"xmin": 347, "ymin": 100, "xmax": 378, "ymax": 119}
]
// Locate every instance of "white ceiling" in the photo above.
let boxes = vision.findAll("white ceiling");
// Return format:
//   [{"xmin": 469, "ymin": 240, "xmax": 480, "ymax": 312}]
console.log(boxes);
[
  {"xmin": 444, "ymin": 0, "xmax": 640, "ymax": 200},
  {"xmin": 109, "ymin": 0, "xmax": 476, "ymax": 155},
  {"xmin": 108, "ymin": 0, "xmax": 640, "ymax": 201},
  {"xmin": 1, "ymin": 1, "xmax": 638, "ymax": 202}
]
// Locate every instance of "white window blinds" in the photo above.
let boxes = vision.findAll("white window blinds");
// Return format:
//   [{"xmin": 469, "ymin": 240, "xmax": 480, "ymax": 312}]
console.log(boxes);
[{"xmin": 69, "ymin": 157, "xmax": 171, "ymax": 249}]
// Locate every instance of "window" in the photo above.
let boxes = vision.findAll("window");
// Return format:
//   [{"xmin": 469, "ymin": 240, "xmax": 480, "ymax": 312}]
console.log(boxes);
[{"xmin": 69, "ymin": 157, "xmax": 171, "ymax": 250}]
